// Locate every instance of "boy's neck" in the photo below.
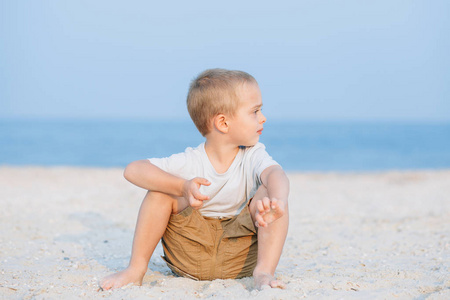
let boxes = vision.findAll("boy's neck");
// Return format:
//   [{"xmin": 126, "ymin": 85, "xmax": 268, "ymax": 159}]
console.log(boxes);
[{"xmin": 204, "ymin": 137, "xmax": 240, "ymax": 174}]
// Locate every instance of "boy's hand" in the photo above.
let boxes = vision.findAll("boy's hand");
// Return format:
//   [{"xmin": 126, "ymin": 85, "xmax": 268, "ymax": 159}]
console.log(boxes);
[
  {"xmin": 254, "ymin": 197, "xmax": 286, "ymax": 228},
  {"xmin": 182, "ymin": 177, "xmax": 211, "ymax": 209}
]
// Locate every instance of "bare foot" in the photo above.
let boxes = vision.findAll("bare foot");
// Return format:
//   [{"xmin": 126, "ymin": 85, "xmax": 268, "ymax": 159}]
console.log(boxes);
[
  {"xmin": 99, "ymin": 267, "xmax": 146, "ymax": 291},
  {"xmin": 254, "ymin": 197, "xmax": 285, "ymax": 228},
  {"xmin": 254, "ymin": 271, "xmax": 286, "ymax": 290}
]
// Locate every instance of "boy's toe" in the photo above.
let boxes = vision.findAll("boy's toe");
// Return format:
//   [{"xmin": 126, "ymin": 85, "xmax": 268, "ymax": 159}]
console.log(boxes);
[
  {"xmin": 99, "ymin": 279, "xmax": 112, "ymax": 291},
  {"xmin": 270, "ymin": 279, "xmax": 286, "ymax": 289}
]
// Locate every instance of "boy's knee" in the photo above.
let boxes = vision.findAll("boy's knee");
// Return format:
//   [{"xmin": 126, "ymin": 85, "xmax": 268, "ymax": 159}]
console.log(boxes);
[
  {"xmin": 144, "ymin": 191, "xmax": 187, "ymax": 214},
  {"xmin": 145, "ymin": 191, "xmax": 174, "ymax": 205}
]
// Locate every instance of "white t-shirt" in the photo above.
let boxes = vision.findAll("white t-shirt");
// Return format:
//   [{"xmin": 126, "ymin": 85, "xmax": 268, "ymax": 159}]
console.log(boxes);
[{"xmin": 149, "ymin": 142, "xmax": 279, "ymax": 218}]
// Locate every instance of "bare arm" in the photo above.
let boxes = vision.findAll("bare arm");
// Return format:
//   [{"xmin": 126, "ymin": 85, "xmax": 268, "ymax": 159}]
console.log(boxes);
[
  {"xmin": 124, "ymin": 159, "xmax": 210, "ymax": 208},
  {"xmin": 254, "ymin": 165, "xmax": 290, "ymax": 227},
  {"xmin": 124, "ymin": 160, "xmax": 184, "ymax": 195},
  {"xmin": 260, "ymin": 165, "xmax": 290, "ymax": 203}
]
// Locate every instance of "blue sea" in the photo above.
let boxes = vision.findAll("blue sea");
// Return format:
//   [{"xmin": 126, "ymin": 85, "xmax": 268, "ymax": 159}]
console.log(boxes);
[{"xmin": 1, "ymin": 119, "xmax": 449, "ymax": 171}]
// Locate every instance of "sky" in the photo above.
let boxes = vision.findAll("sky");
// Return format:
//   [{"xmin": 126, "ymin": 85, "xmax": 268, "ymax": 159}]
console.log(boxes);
[{"xmin": 1, "ymin": 1, "xmax": 449, "ymax": 122}]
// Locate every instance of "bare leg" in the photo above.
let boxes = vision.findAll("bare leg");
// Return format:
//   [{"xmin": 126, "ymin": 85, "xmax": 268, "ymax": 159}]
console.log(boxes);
[
  {"xmin": 249, "ymin": 185, "xmax": 289, "ymax": 289},
  {"xmin": 99, "ymin": 191, "xmax": 187, "ymax": 290}
]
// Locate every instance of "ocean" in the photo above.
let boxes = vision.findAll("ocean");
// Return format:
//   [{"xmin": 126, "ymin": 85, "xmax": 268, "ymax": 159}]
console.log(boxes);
[{"xmin": 1, "ymin": 119, "xmax": 449, "ymax": 171}]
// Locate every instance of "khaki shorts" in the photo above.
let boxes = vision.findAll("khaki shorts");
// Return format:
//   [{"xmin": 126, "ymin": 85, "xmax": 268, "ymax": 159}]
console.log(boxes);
[{"xmin": 161, "ymin": 206, "xmax": 258, "ymax": 281}]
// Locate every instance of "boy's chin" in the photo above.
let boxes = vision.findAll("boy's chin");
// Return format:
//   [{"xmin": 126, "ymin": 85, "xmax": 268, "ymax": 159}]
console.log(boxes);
[
  {"xmin": 238, "ymin": 137, "xmax": 260, "ymax": 148},
  {"xmin": 239, "ymin": 142, "xmax": 258, "ymax": 148}
]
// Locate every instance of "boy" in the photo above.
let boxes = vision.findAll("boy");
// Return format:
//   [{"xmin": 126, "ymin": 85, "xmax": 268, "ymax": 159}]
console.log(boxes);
[{"xmin": 100, "ymin": 69, "xmax": 289, "ymax": 290}]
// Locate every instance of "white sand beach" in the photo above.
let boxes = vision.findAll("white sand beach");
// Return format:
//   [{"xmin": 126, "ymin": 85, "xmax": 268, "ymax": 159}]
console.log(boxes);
[{"xmin": 0, "ymin": 167, "xmax": 449, "ymax": 299}]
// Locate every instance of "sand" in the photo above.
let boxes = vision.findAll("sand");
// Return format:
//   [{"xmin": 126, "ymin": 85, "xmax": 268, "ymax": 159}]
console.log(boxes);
[{"xmin": 0, "ymin": 167, "xmax": 449, "ymax": 299}]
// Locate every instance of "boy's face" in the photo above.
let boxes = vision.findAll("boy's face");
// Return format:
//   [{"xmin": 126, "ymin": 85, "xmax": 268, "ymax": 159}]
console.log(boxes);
[{"xmin": 227, "ymin": 82, "xmax": 266, "ymax": 147}]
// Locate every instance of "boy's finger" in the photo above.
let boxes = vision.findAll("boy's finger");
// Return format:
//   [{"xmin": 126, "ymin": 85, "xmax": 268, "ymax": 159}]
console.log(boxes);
[
  {"xmin": 192, "ymin": 202, "xmax": 203, "ymax": 209},
  {"xmin": 257, "ymin": 216, "xmax": 266, "ymax": 227},
  {"xmin": 193, "ymin": 191, "xmax": 209, "ymax": 201},
  {"xmin": 256, "ymin": 200, "xmax": 265, "ymax": 214},
  {"xmin": 270, "ymin": 198, "xmax": 278, "ymax": 209},
  {"xmin": 262, "ymin": 197, "xmax": 271, "ymax": 211},
  {"xmin": 195, "ymin": 177, "xmax": 211, "ymax": 186},
  {"xmin": 190, "ymin": 196, "xmax": 203, "ymax": 209},
  {"xmin": 254, "ymin": 212, "xmax": 267, "ymax": 228}
]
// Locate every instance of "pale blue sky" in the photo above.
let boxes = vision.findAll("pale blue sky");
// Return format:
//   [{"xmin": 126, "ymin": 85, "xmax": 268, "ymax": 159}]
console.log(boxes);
[{"xmin": 1, "ymin": 1, "xmax": 449, "ymax": 121}]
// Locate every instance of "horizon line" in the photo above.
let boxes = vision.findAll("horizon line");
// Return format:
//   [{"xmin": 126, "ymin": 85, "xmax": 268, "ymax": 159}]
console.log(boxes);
[{"xmin": 1, "ymin": 116, "xmax": 450, "ymax": 124}]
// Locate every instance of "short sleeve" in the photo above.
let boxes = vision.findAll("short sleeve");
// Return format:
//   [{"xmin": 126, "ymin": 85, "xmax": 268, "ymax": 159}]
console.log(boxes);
[
  {"xmin": 148, "ymin": 152, "xmax": 188, "ymax": 175},
  {"xmin": 248, "ymin": 143, "xmax": 279, "ymax": 180}
]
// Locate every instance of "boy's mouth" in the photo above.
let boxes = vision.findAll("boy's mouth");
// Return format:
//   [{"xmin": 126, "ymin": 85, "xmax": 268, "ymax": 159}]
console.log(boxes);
[{"xmin": 257, "ymin": 128, "xmax": 263, "ymax": 135}]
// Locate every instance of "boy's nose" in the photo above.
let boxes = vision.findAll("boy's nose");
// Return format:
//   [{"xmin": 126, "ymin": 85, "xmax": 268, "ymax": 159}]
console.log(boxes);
[{"xmin": 260, "ymin": 112, "xmax": 266, "ymax": 124}]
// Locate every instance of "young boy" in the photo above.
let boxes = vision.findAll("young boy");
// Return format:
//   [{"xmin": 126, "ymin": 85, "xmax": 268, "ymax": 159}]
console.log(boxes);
[{"xmin": 100, "ymin": 68, "xmax": 289, "ymax": 290}]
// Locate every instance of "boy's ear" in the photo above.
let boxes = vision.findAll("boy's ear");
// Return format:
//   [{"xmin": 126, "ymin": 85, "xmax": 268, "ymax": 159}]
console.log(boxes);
[{"xmin": 213, "ymin": 114, "xmax": 229, "ymax": 133}]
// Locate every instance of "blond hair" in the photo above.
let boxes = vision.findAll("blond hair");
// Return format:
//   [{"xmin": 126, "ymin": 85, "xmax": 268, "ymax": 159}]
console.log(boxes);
[{"xmin": 187, "ymin": 68, "xmax": 257, "ymax": 136}]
